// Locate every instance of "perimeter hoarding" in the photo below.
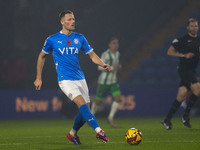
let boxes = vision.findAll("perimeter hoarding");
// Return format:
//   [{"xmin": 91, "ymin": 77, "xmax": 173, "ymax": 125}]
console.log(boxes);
[{"xmin": 0, "ymin": 87, "xmax": 187, "ymax": 119}]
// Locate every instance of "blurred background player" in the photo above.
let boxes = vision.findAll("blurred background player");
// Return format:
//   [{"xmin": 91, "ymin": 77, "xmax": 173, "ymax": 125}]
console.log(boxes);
[
  {"xmin": 161, "ymin": 18, "xmax": 200, "ymax": 130},
  {"xmin": 91, "ymin": 37, "xmax": 122, "ymax": 127},
  {"xmin": 34, "ymin": 10, "xmax": 110, "ymax": 144}
]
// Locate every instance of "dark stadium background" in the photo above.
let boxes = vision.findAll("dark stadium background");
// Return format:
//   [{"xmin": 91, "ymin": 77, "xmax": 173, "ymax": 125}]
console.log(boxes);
[{"xmin": 0, "ymin": 0, "xmax": 200, "ymax": 119}]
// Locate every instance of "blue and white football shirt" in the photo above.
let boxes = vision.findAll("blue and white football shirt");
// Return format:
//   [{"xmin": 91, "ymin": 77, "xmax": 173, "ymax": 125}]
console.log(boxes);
[{"xmin": 42, "ymin": 31, "xmax": 93, "ymax": 81}]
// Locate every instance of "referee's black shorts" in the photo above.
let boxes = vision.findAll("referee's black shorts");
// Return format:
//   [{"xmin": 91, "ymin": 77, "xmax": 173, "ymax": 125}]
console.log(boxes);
[{"xmin": 178, "ymin": 69, "xmax": 198, "ymax": 90}]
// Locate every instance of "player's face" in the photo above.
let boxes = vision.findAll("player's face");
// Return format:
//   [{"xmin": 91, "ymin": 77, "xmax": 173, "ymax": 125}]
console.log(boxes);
[
  {"xmin": 61, "ymin": 13, "xmax": 75, "ymax": 31},
  {"xmin": 109, "ymin": 39, "xmax": 119, "ymax": 52},
  {"xmin": 187, "ymin": 21, "xmax": 199, "ymax": 37}
]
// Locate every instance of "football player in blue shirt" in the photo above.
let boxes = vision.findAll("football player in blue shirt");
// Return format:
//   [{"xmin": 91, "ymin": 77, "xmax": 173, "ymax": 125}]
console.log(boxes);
[{"xmin": 34, "ymin": 10, "xmax": 110, "ymax": 145}]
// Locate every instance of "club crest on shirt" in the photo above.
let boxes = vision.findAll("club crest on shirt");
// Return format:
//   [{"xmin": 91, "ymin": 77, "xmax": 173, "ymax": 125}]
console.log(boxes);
[{"xmin": 74, "ymin": 38, "xmax": 79, "ymax": 44}]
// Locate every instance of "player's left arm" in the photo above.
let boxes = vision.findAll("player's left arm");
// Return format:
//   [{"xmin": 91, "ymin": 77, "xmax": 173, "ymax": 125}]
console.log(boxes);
[
  {"xmin": 114, "ymin": 64, "xmax": 122, "ymax": 71},
  {"xmin": 88, "ymin": 51, "xmax": 111, "ymax": 71}
]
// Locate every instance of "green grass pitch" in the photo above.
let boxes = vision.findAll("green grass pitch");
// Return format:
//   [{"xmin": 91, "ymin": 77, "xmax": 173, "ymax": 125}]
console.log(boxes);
[{"xmin": 0, "ymin": 117, "xmax": 200, "ymax": 150}]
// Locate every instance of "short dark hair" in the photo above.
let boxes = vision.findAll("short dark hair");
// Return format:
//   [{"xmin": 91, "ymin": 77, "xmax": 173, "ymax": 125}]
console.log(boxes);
[
  {"xmin": 59, "ymin": 10, "xmax": 73, "ymax": 20},
  {"xmin": 187, "ymin": 18, "xmax": 198, "ymax": 26},
  {"xmin": 109, "ymin": 37, "xmax": 118, "ymax": 44}
]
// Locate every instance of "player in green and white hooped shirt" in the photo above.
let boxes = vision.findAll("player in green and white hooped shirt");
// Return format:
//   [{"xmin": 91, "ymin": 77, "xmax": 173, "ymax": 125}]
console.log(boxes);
[{"xmin": 91, "ymin": 37, "xmax": 122, "ymax": 127}]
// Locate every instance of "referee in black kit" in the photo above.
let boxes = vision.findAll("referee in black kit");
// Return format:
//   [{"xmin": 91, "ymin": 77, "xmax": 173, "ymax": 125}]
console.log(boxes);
[{"xmin": 162, "ymin": 18, "xmax": 200, "ymax": 130}]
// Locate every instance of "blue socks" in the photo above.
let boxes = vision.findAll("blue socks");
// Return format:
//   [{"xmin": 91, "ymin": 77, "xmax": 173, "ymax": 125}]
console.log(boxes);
[
  {"xmin": 79, "ymin": 104, "xmax": 99, "ymax": 130},
  {"xmin": 73, "ymin": 112, "xmax": 86, "ymax": 131}
]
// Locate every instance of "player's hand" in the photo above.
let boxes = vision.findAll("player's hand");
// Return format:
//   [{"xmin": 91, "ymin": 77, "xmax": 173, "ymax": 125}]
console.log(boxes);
[
  {"xmin": 185, "ymin": 52, "xmax": 194, "ymax": 59},
  {"xmin": 34, "ymin": 79, "xmax": 42, "ymax": 90},
  {"xmin": 113, "ymin": 64, "xmax": 122, "ymax": 70},
  {"xmin": 103, "ymin": 64, "xmax": 111, "ymax": 71}
]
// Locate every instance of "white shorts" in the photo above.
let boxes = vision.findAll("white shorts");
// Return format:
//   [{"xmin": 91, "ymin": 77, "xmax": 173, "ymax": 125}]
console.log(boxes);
[{"xmin": 58, "ymin": 79, "xmax": 90, "ymax": 103}]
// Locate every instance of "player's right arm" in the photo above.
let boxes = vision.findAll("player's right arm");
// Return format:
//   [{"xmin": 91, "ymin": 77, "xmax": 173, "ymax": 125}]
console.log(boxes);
[
  {"xmin": 34, "ymin": 51, "xmax": 47, "ymax": 90},
  {"xmin": 167, "ymin": 45, "xmax": 194, "ymax": 59}
]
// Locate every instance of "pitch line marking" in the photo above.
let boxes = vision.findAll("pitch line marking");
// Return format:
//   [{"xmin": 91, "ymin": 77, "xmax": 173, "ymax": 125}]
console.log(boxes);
[{"xmin": 0, "ymin": 143, "xmax": 28, "ymax": 146}]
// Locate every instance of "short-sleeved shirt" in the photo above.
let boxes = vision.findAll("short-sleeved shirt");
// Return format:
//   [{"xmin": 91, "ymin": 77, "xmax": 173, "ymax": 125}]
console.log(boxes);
[
  {"xmin": 172, "ymin": 34, "xmax": 200, "ymax": 71},
  {"xmin": 97, "ymin": 49, "xmax": 120, "ymax": 85},
  {"xmin": 42, "ymin": 31, "xmax": 93, "ymax": 81},
  {"xmin": 172, "ymin": 34, "xmax": 200, "ymax": 89}
]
